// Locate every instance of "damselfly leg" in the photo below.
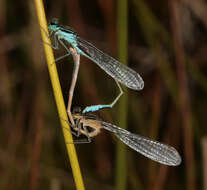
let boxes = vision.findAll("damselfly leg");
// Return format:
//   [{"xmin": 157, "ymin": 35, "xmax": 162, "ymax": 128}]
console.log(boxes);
[
  {"xmin": 82, "ymin": 79, "xmax": 123, "ymax": 113},
  {"xmin": 61, "ymin": 117, "xmax": 92, "ymax": 144}
]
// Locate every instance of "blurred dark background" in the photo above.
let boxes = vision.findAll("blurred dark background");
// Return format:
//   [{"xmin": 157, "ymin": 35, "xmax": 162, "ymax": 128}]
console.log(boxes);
[{"xmin": 1, "ymin": 0, "xmax": 207, "ymax": 189}]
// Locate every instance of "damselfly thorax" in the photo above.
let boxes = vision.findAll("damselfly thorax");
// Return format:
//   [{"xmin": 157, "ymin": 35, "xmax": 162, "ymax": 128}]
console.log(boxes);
[{"xmin": 72, "ymin": 111, "xmax": 103, "ymax": 138}]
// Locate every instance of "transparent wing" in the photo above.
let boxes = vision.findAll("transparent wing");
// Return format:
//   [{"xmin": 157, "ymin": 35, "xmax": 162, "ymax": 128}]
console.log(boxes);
[
  {"xmin": 101, "ymin": 121, "xmax": 181, "ymax": 166},
  {"xmin": 77, "ymin": 36, "xmax": 144, "ymax": 90}
]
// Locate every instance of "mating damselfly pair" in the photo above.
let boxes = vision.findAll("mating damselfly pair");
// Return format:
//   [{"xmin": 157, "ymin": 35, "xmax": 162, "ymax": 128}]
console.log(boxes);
[{"xmin": 46, "ymin": 18, "xmax": 181, "ymax": 166}]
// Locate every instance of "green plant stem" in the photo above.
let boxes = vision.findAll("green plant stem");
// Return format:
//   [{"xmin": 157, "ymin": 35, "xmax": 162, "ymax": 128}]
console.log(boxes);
[
  {"xmin": 115, "ymin": 0, "xmax": 128, "ymax": 190},
  {"xmin": 34, "ymin": 0, "xmax": 85, "ymax": 189}
]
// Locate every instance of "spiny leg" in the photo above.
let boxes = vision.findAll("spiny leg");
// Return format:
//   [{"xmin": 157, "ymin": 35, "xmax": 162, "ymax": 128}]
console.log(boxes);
[
  {"xmin": 40, "ymin": 25, "xmax": 54, "ymax": 40},
  {"xmin": 64, "ymin": 127, "xmax": 92, "ymax": 144},
  {"xmin": 65, "ymin": 123, "xmax": 92, "ymax": 144},
  {"xmin": 61, "ymin": 118, "xmax": 92, "ymax": 144},
  {"xmin": 51, "ymin": 33, "xmax": 59, "ymax": 49},
  {"xmin": 42, "ymin": 33, "xmax": 63, "ymax": 66},
  {"xmin": 45, "ymin": 36, "xmax": 72, "ymax": 64},
  {"xmin": 60, "ymin": 116, "xmax": 84, "ymax": 137},
  {"xmin": 72, "ymin": 117, "xmax": 82, "ymax": 137},
  {"xmin": 67, "ymin": 126, "xmax": 92, "ymax": 144},
  {"xmin": 41, "ymin": 27, "xmax": 60, "ymax": 50},
  {"xmin": 42, "ymin": 31, "xmax": 72, "ymax": 63},
  {"xmin": 67, "ymin": 138, "xmax": 92, "ymax": 144},
  {"xmin": 55, "ymin": 38, "xmax": 72, "ymax": 62},
  {"xmin": 66, "ymin": 129, "xmax": 92, "ymax": 144},
  {"xmin": 60, "ymin": 117, "xmax": 79, "ymax": 136},
  {"xmin": 68, "ymin": 123, "xmax": 92, "ymax": 144},
  {"xmin": 82, "ymin": 79, "xmax": 123, "ymax": 113}
]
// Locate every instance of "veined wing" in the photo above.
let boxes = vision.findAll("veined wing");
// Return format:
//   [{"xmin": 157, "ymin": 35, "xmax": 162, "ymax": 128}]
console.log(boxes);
[
  {"xmin": 77, "ymin": 36, "xmax": 144, "ymax": 90},
  {"xmin": 101, "ymin": 121, "xmax": 181, "ymax": 166}
]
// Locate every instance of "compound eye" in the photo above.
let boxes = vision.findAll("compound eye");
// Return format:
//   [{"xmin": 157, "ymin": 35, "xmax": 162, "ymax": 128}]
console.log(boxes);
[
  {"xmin": 72, "ymin": 107, "xmax": 82, "ymax": 114},
  {"xmin": 50, "ymin": 18, "xmax": 59, "ymax": 25}
]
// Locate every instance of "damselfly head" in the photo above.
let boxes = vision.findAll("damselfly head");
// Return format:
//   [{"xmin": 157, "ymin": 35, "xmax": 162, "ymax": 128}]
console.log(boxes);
[
  {"xmin": 72, "ymin": 106, "xmax": 82, "ymax": 114},
  {"xmin": 48, "ymin": 18, "xmax": 59, "ymax": 31},
  {"xmin": 72, "ymin": 111, "xmax": 82, "ymax": 122},
  {"xmin": 50, "ymin": 18, "xmax": 59, "ymax": 25}
]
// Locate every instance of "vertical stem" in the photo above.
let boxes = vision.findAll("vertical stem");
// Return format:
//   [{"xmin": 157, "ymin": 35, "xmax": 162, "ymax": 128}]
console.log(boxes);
[
  {"xmin": 169, "ymin": 1, "xmax": 196, "ymax": 190},
  {"xmin": 115, "ymin": 0, "xmax": 128, "ymax": 190},
  {"xmin": 202, "ymin": 138, "xmax": 207, "ymax": 190},
  {"xmin": 34, "ymin": 0, "xmax": 85, "ymax": 189}
]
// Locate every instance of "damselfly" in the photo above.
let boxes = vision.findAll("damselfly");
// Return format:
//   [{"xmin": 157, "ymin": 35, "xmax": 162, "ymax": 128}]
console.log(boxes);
[
  {"xmin": 47, "ymin": 19, "xmax": 144, "ymax": 114},
  {"xmin": 70, "ymin": 107, "xmax": 181, "ymax": 166}
]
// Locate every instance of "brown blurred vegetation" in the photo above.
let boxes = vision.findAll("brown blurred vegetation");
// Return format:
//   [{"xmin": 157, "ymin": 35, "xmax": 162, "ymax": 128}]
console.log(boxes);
[{"xmin": 0, "ymin": 0, "xmax": 207, "ymax": 189}]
